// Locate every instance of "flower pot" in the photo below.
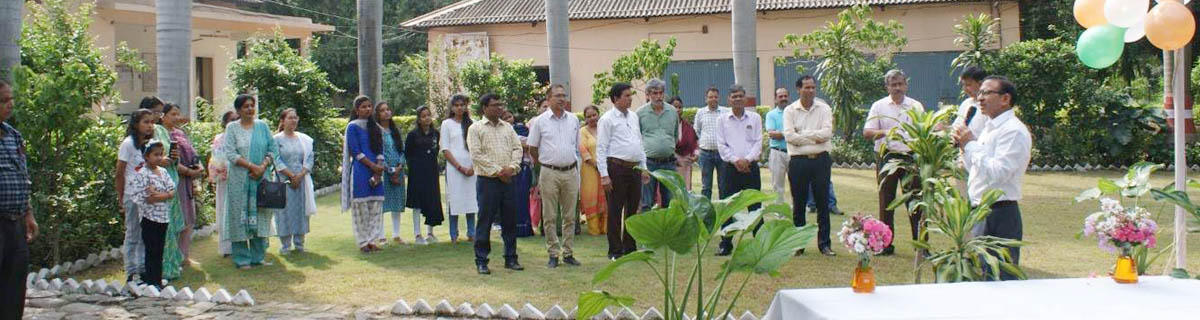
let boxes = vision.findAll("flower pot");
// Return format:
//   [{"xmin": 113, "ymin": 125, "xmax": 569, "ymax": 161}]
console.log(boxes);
[
  {"xmin": 1113, "ymin": 255, "xmax": 1138, "ymax": 284},
  {"xmin": 852, "ymin": 266, "xmax": 875, "ymax": 293}
]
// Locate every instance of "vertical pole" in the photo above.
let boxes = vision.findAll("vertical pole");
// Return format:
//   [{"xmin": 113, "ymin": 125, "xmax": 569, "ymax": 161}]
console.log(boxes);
[
  {"xmin": 731, "ymin": 0, "xmax": 758, "ymax": 103},
  {"xmin": 545, "ymin": 0, "xmax": 571, "ymax": 94},
  {"xmin": 1173, "ymin": 47, "xmax": 1188, "ymax": 270}
]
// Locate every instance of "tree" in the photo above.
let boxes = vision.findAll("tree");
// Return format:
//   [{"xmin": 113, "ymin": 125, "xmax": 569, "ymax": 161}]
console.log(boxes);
[
  {"xmin": 545, "ymin": 0, "xmax": 571, "ymax": 91},
  {"xmin": 0, "ymin": 0, "xmax": 20, "ymax": 81},
  {"xmin": 777, "ymin": 5, "xmax": 906, "ymax": 139},
  {"xmin": 156, "ymin": 0, "xmax": 192, "ymax": 115},
  {"xmin": 731, "ymin": 0, "xmax": 757, "ymax": 99},
  {"xmin": 459, "ymin": 54, "xmax": 540, "ymax": 119},
  {"xmin": 357, "ymin": 0, "xmax": 382, "ymax": 100},
  {"xmin": 423, "ymin": 39, "xmax": 464, "ymax": 117},
  {"xmin": 381, "ymin": 54, "xmax": 428, "ymax": 114},
  {"xmin": 14, "ymin": 0, "xmax": 146, "ymax": 264},
  {"xmin": 230, "ymin": 32, "xmax": 343, "ymax": 186},
  {"xmin": 591, "ymin": 37, "xmax": 677, "ymax": 104},
  {"xmin": 951, "ymin": 13, "xmax": 999, "ymax": 73}
]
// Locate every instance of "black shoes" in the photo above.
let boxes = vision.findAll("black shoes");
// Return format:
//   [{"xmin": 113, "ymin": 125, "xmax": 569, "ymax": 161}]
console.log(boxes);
[
  {"xmin": 716, "ymin": 245, "xmax": 732, "ymax": 256},
  {"xmin": 563, "ymin": 256, "xmax": 581, "ymax": 266},
  {"xmin": 548, "ymin": 257, "xmax": 559, "ymax": 268},
  {"xmin": 505, "ymin": 261, "xmax": 525, "ymax": 271},
  {"xmin": 477, "ymin": 265, "xmax": 491, "ymax": 275},
  {"xmin": 879, "ymin": 246, "xmax": 895, "ymax": 256},
  {"xmin": 795, "ymin": 248, "xmax": 805, "ymax": 256},
  {"xmin": 820, "ymin": 247, "xmax": 837, "ymax": 256}
]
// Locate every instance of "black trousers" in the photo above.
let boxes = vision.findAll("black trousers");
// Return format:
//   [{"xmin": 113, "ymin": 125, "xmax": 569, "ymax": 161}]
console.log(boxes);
[
  {"xmin": 983, "ymin": 201, "xmax": 1023, "ymax": 281},
  {"xmin": 605, "ymin": 159, "xmax": 641, "ymax": 256},
  {"xmin": 789, "ymin": 153, "xmax": 833, "ymax": 249},
  {"xmin": 474, "ymin": 177, "xmax": 518, "ymax": 266},
  {"xmin": 877, "ymin": 154, "xmax": 924, "ymax": 248},
  {"xmin": 140, "ymin": 218, "xmax": 167, "ymax": 289},
  {"xmin": 718, "ymin": 161, "xmax": 762, "ymax": 249},
  {"xmin": 0, "ymin": 216, "xmax": 29, "ymax": 320}
]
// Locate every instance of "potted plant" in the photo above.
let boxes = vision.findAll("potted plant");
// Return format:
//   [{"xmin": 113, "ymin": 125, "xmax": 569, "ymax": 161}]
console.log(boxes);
[{"xmin": 837, "ymin": 215, "xmax": 892, "ymax": 293}]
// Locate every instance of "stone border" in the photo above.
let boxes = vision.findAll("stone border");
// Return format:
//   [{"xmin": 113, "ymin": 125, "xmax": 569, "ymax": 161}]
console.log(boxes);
[
  {"xmin": 386, "ymin": 299, "xmax": 760, "ymax": 320},
  {"xmin": 28, "ymin": 276, "xmax": 256, "ymax": 307}
]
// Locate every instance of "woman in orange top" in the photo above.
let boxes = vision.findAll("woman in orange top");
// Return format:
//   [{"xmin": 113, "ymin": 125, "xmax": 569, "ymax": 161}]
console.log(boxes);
[{"xmin": 578, "ymin": 105, "xmax": 607, "ymax": 235}]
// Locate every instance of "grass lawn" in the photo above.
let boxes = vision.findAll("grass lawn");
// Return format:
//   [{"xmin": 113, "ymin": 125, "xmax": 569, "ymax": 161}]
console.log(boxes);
[{"xmin": 77, "ymin": 168, "xmax": 1200, "ymax": 314}]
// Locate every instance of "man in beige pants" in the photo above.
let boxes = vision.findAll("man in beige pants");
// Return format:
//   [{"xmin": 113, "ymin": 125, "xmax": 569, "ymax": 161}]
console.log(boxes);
[{"xmin": 527, "ymin": 84, "xmax": 583, "ymax": 268}]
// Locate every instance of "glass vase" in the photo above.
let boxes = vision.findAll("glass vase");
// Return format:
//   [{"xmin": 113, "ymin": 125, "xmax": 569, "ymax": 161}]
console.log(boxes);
[
  {"xmin": 1113, "ymin": 254, "xmax": 1138, "ymax": 284},
  {"xmin": 851, "ymin": 263, "xmax": 875, "ymax": 293}
]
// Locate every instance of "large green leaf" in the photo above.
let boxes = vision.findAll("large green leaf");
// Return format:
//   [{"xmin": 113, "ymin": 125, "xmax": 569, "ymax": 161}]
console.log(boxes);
[
  {"xmin": 592, "ymin": 250, "xmax": 655, "ymax": 285},
  {"xmin": 1097, "ymin": 178, "xmax": 1120, "ymax": 195},
  {"xmin": 1151, "ymin": 187, "xmax": 1200, "ymax": 219},
  {"xmin": 724, "ymin": 222, "xmax": 817, "ymax": 276},
  {"xmin": 649, "ymin": 169, "xmax": 689, "ymax": 208},
  {"xmin": 712, "ymin": 190, "xmax": 775, "ymax": 232},
  {"xmin": 625, "ymin": 205, "xmax": 699, "ymax": 254},
  {"xmin": 576, "ymin": 291, "xmax": 635, "ymax": 320},
  {"xmin": 1075, "ymin": 187, "xmax": 1102, "ymax": 202},
  {"xmin": 719, "ymin": 210, "xmax": 763, "ymax": 237},
  {"xmin": 760, "ymin": 203, "xmax": 793, "ymax": 223}
]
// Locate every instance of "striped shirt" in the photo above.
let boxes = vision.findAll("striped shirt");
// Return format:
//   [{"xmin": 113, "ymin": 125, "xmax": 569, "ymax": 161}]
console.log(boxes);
[
  {"xmin": 693, "ymin": 105, "xmax": 729, "ymax": 151},
  {"xmin": 131, "ymin": 166, "xmax": 176, "ymax": 223},
  {"xmin": 0, "ymin": 123, "xmax": 30, "ymax": 214}
]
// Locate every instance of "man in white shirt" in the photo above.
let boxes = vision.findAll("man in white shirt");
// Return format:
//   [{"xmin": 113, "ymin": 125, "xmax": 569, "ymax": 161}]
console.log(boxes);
[
  {"xmin": 714, "ymin": 84, "xmax": 763, "ymax": 256},
  {"xmin": 953, "ymin": 66, "xmax": 990, "ymax": 237},
  {"xmin": 527, "ymin": 84, "xmax": 582, "ymax": 268},
  {"xmin": 953, "ymin": 76, "xmax": 1030, "ymax": 281},
  {"xmin": 692, "ymin": 87, "xmax": 729, "ymax": 200},
  {"xmin": 597, "ymin": 82, "xmax": 650, "ymax": 260},
  {"xmin": 784, "ymin": 75, "xmax": 836, "ymax": 256},
  {"xmin": 862, "ymin": 69, "xmax": 924, "ymax": 256}
]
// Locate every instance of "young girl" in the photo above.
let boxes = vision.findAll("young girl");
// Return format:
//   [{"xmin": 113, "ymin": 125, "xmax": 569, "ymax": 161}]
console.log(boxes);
[
  {"xmin": 116, "ymin": 109, "xmax": 155, "ymax": 284},
  {"xmin": 404, "ymin": 106, "xmax": 444, "ymax": 244},
  {"xmin": 439, "ymin": 95, "xmax": 477, "ymax": 244},
  {"xmin": 376, "ymin": 102, "xmax": 408, "ymax": 244},
  {"xmin": 132, "ymin": 140, "xmax": 176, "ymax": 289},
  {"xmin": 342, "ymin": 96, "xmax": 387, "ymax": 253}
]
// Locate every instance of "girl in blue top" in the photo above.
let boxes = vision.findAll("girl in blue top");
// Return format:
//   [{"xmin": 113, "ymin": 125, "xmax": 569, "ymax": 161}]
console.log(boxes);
[{"xmin": 341, "ymin": 96, "xmax": 386, "ymax": 253}]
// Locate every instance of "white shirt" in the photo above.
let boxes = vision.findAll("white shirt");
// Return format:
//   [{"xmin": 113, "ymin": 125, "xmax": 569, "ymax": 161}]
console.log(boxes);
[
  {"xmin": 954, "ymin": 97, "xmax": 990, "ymax": 138},
  {"xmin": 863, "ymin": 96, "xmax": 923, "ymax": 154},
  {"xmin": 716, "ymin": 110, "xmax": 763, "ymax": 163},
  {"xmin": 527, "ymin": 109, "xmax": 581, "ymax": 167},
  {"xmin": 782, "ymin": 99, "xmax": 834, "ymax": 156},
  {"xmin": 964, "ymin": 109, "xmax": 1031, "ymax": 205},
  {"xmin": 693, "ymin": 105, "xmax": 730, "ymax": 151},
  {"xmin": 596, "ymin": 107, "xmax": 647, "ymax": 177},
  {"xmin": 131, "ymin": 166, "xmax": 176, "ymax": 223},
  {"xmin": 118, "ymin": 136, "xmax": 145, "ymax": 198}
]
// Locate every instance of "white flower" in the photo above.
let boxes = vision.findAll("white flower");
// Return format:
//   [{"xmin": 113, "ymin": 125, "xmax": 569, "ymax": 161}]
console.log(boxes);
[{"xmin": 1100, "ymin": 197, "xmax": 1122, "ymax": 214}]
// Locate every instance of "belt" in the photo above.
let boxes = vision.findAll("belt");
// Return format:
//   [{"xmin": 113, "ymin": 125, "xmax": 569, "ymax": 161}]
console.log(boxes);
[
  {"xmin": 790, "ymin": 151, "xmax": 829, "ymax": 160},
  {"xmin": 700, "ymin": 148, "xmax": 718, "ymax": 153},
  {"xmin": 647, "ymin": 155, "xmax": 676, "ymax": 163},
  {"xmin": 607, "ymin": 157, "xmax": 639, "ymax": 168},
  {"xmin": 771, "ymin": 147, "xmax": 787, "ymax": 152},
  {"xmin": 0, "ymin": 210, "xmax": 24, "ymax": 221},
  {"xmin": 541, "ymin": 162, "xmax": 578, "ymax": 171},
  {"xmin": 991, "ymin": 200, "xmax": 1018, "ymax": 208}
]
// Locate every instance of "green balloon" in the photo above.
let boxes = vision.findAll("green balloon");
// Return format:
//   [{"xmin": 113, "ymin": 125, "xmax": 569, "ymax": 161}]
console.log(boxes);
[{"xmin": 1076, "ymin": 24, "xmax": 1126, "ymax": 69}]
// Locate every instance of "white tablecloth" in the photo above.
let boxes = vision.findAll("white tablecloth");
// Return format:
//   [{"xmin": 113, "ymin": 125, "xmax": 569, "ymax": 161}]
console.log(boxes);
[{"xmin": 763, "ymin": 276, "xmax": 1200, "ymax": 320}]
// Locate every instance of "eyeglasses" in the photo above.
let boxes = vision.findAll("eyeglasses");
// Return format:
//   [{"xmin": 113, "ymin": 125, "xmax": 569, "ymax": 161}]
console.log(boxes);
[{"xmin": 979, "ymin": 90, "xmax": 1005, "ymax": 96}]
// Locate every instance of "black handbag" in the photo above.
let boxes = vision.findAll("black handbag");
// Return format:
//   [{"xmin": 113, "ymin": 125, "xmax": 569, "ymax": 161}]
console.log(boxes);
[{"xmin": 256, "ymin": 163, "xmax": 287, "ymax": 209}]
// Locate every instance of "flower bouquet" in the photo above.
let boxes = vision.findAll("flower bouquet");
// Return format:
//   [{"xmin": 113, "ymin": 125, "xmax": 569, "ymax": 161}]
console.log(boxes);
[
  {"xmin": 1082, "ymin": 198, "xmax": 1158, "ymax": 283},
  {"xmin": 838, "ymin": 215, "xmax": 893, "ymax": 293}
]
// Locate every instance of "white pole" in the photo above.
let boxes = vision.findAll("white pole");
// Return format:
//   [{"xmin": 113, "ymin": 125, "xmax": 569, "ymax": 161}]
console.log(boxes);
[
  {"xmin": 545, "ymin": 0, "xmax": 571, "ymax": 93},
  {"xmin": 1173, "ymin": 47, "xmax": 1187, "ymax": 270}
]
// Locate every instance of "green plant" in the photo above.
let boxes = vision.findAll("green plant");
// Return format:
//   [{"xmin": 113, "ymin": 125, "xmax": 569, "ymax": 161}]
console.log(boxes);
[
  {"xmin": 912, "ymin": 182, "xmax": 1026, "ymax": 282},
  {"xmin": 381, "ymin": 54, "xmax": 428, "ymax": 114},
  {"xmin": 591, "ymin": 37, "xmax": 678, "ymax": 104},
  {"xmin": 458, "ymin": 54, "xmax": 541, "ymax": 119},
  {"xmin": 578, "ymin": 170, "xmax": 816, "ymax": 320},
  {"xmin": 951, "ymin": 13, "xmax": 999, "ymax": 74},
  {"xmin": 879, "ymin": 106, "xmax": 963, "ymax": 213},
  {"xmin": 777, "ymin": 4, "xmax": 906, "ymax": 140}
]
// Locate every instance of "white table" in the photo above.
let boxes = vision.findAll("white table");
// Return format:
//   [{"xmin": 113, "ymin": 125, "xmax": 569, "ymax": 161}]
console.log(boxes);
[{"xmin": 763, "ymin": 276, "xmax": 1200, "ymax": 319}]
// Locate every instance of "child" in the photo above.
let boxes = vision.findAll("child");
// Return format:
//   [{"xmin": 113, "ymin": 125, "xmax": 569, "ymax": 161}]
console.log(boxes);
[{"xmin": 132, "ymin": 139, "xmax": 176, "ymax": 289}]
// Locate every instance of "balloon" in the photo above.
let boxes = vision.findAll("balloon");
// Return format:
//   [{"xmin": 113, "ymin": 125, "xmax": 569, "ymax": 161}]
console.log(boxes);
[
  {"xmin": 1156, "ymin": 0, "xmax": 1192, "ymax": 4},
  {"xmin": 1076, "ymin": 25, "xmax": 1127, "ymax": 69},
  {"xmin": 1145, "ymin": 1, "xmax": 1196, "ymax": 50},
  {"xmin": 1125, "ymin": 16, "xmax": 1147, "ymax": 42},
  {"xmin": 1075, "ymin": 0, "xmax": 1109, "ymax": 28},
  {"xmin": 1105, "ymin": 0, "xmax": 1150, "ymax": 28}
]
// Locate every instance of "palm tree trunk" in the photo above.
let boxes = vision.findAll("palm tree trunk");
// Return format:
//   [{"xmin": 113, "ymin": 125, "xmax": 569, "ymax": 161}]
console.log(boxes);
[
  {"xmin": 357, "ymin": 0, "xmax": 382, "ymax": 101},
  {"xmin": 0, "ymin": 0, "xmax": 20, "ymax": 83},
  {"xmin": 731, "ymin": 0, "xmax": 757, "ymax": 102},
  {"xmin": 156, "ymin": 0, "xmax": 192, "ymax": 116},
  {"xmin": 545, "ymin": 0, "xmax": 571, "ymax": 93}
]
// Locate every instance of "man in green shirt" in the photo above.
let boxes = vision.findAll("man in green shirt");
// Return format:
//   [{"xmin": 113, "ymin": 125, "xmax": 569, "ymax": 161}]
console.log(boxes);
[{"xmin": 636, "ymin": 78, "xmax": 679, "ymax": 211}]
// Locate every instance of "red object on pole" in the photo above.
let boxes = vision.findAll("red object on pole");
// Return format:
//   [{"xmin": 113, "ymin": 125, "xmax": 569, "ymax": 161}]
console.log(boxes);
[{"xmin": 1164, "ymin": 95, "xmax": 1196, "ymax": 141}]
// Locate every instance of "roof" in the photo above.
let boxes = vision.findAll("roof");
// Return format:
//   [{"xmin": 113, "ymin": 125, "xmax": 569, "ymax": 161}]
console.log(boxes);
[{"xmin": 402, "ymin": 0, "xmax": 980, "ymax": 28}]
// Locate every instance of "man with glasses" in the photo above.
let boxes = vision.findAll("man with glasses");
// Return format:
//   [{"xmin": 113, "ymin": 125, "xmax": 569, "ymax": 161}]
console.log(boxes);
[
  {"xmin": 468, "ymin": 94, "xmax": 526, "ymax": 275},
  {"xmin": 862, "ymin": 69, "xmax": 924, "ymax": 256},
  {"xmin": 527, "ymin": 84, "xmax": 582, "ymax": 268}
]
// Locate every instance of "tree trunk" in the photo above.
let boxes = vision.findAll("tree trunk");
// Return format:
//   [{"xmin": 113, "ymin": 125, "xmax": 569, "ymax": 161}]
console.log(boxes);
[
  {"xmin": 156, "ymin": 0, "xmax": 192, "ymax": 117},
  {"xmin": 545, "ymin": 0, "xmax": 571, "ymax": 94},
  {"xmin": 357, "ymin": 0, "xmax": 382, "ymax": 101},
  {"xmin": 731, "ymin": 0, "xmax": 757, "ymax": 103},
  {"xmin": 0, "ymin": 0, "xmax": 20, "ymax": 83}
]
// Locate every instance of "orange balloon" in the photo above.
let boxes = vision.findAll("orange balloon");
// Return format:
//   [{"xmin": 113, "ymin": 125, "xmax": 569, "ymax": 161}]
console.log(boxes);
[
  {"xmin": 1075, "ymin": 0, "xmax": 1108, "ymax": 28},
  {"xmin": 1145, "ymin": 1, "xmax": 1196, "ymax": 50}
]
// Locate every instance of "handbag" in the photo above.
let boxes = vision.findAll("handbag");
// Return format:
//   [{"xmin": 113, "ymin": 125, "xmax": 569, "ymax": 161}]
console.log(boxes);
[{"xmin": 256, "ymin": 162, "xmax": 288, "ymax": 209}]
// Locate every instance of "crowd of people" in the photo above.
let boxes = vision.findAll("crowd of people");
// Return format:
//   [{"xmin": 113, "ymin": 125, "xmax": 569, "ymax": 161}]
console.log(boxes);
[{"xmin": 0, "ymin": 66, "xmax": 1035, "ymax": 320}]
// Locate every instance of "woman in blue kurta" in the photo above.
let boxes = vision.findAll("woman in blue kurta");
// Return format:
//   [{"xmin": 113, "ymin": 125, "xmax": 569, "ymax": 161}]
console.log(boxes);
[
  {"xmin": 507, "ymin": 112, "xmax": 535, "ymax": 237},
  {"xmin": 273, "ymin": 108, "xmax": 316, "ymax": 254},
  {"xmin": 341, "ymin": 96, "xmax": 387, "ymax": 253},
  {"xmin": 220, "ymin": 94, "xmax": 284, "ymax": 269},
  {"xmin": 405, "ymin": 106, "xmax": 444, "ymax": 243},
  {"xmin": 375, "ymin": 102, "xmax": 408, "ymax": 244}
]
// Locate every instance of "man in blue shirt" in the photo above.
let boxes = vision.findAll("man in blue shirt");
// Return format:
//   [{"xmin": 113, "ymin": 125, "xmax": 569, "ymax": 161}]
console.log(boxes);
[
  {"xmin": 0, "ymin": 79, "xmax": 39, "ymax": 319},
  {"xmin": 764, "ymin": 88, "xmax": 790, "ymax": 204}
]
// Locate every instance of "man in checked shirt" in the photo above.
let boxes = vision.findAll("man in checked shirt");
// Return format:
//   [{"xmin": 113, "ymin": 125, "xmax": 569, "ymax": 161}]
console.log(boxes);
[{"xmin": 0, "ymin": 79, "xmax": 39, "ymax": 319}]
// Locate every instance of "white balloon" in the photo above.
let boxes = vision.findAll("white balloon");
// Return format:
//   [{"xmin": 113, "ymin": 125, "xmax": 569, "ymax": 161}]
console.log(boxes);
[
  {"xmin": 1125, "ymin": 17, "xmax": 1147, "ymax": 42},
  {"xmin": 1156, "ymin": 0, "xmax": 1192, "ymax": 4},
  {"xmin": 1106, "ymin": 0, "xmax": 1150, "ymax": 28}
]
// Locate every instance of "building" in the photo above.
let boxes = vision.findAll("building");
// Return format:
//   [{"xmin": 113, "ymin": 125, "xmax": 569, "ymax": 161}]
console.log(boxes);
[
  {"xmin": 89, "ymin": 0, "xmax": 333, "ymax": 114},
  {"xmin": 403, "ymin": 0, "xmax": 1020, "ymax": 109}
]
